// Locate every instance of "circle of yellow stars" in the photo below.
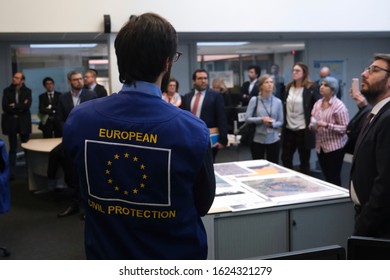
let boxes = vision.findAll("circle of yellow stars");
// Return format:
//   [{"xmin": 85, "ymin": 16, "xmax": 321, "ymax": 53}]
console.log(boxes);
[{"xmin": 105, "ymin": 152, "xmax": 148, "ymax": 196}]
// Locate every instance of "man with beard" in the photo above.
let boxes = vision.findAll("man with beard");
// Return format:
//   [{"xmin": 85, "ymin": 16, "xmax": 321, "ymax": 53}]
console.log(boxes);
[
  {"xmin": 350, "ymin": 53, "xmax": 390, "ymax": 238},
  {"xmin": 2, "ymin": 72, "xmax": 32, "ymax": 172},
  {"xmin": 181, "ymin": 69, "xmax": 228, "ymax": 161},
  {"xmin": 51, "ymin": 71, "xmax": 97, "ymax": 214},
  {"xmin": 240, "ymin": 65, "xmax": 261, "ymax": 106},
  {"xmin": 62, "ymin": 13, "xmax": 215, "ymax": 259}
]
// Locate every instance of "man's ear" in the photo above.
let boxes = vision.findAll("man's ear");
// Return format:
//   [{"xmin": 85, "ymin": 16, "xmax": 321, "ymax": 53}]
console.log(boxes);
[{"xmin": 165, "ymin": 57, "xmax": 172, "ymax": 72}]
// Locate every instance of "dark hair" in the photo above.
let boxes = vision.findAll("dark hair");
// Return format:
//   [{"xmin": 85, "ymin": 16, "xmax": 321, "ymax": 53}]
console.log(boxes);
[
  {"xmin": 115, "ymin": 13, "xmax": 178, "ymax": 85},
  {"xmin": 287, "ymin": 62, "xmax": 312, "ymax": 88},
  {"xmin": 42, "ymin": 77, "xmax": 54, "ymax": 86},
  {"xmin": 248, "ymin": 65, "xmax": 261, "ymax": 78},
  {"xmin": 169, "ymin": 77, "xmax": 179, "ymax": 91},
  {"xmin": 192, "ymin": 69, "xmax": 208, "ymax": 81},
  {"xmin": 67, "ymin": 70, "xmax": 82, "ymax": 81}
]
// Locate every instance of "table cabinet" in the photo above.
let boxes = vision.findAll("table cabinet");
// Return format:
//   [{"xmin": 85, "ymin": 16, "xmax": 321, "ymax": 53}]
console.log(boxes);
[{"xmin": 204, "ymin": 199, "xmax": 354, "ymax": 259}]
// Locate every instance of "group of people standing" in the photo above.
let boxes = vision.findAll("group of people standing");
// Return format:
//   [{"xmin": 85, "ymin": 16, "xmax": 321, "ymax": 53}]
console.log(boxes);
[
  {"xmin": 1, "ymin": 69, "xmax": 108, "ymax": 171},
  {"xmin": 1, "ymin": 69, "xmax": 107, "ymax": 218},
  {"xmin": 242, "ymin": 62, "xmax": 355, "ymax": 187},
  {"xmin": 160, "ymin": 62, "xmax": 358, "ymax": 188},
  {"xmin": 243, "ymin": 56, "xmax": 390, "ymax": 239}
]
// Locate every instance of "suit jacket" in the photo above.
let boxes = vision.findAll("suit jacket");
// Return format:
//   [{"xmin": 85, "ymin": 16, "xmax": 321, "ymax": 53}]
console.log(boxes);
[
  {"xmin": 182, "ymin": 88, "xmax": 228, "ymax": 146},
  {"xmin": 85, "ymin": 83, "xmax": 108, "ymax": 98},
  {"xmin": 344, "ymin": 104, "xmax": 372, "ymax": 154},
  {"xmin": 240, "ymin": 81, "xmax": 259, "ymax": 106},
  {"xmin": 350, "ymin": 100, "xmax": 390, "ymax": 238},
  {"xmin": 282, "ymin": 84, "xmax": 320, "ymax": 149},
  {"xmin": 56, "ymin": 89, "xmax": 97, "ymax": 133},
  {"xmin": 38, "ymin": 91, "xmax": 61, "ymax": 117},
  {"xmin": 2, "ymin": 84, "xmax": 32, "ymax": 135}
]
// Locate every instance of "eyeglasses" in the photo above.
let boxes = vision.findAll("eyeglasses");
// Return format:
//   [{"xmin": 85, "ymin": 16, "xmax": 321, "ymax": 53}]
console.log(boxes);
[
  {"xmin": 364, "ymin": 65, "xmax": 390, "ymax": 75},
  {"xmin": 173, "ymin": 51, "xmax": 182, "ymax": 63}
]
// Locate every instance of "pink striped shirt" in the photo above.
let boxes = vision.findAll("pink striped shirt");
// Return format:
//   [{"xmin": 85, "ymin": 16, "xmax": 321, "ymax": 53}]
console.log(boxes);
[{"xmin": 311, "ymin": 96, "xmax": 349, "ymax": 153}]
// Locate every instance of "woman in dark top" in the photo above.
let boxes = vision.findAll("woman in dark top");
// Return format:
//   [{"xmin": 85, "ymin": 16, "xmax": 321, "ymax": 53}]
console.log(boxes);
[{"xmin": 281, "ymin": 62, "xmax": 320, "ymax": 175}]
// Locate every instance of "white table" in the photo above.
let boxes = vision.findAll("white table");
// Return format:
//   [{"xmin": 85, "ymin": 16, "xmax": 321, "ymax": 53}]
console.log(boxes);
[
  {"xmin": 21, "ymin": 138, "xmax": 62, "ymax": 191},
  {"xmin": 204, "ymin": 160, "xmax": 354, "ymax": 259}
]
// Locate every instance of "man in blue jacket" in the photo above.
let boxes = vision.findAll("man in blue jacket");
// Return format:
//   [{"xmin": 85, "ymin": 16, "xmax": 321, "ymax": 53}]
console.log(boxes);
[{"xmin": 63, "ymin": 13, "xmax": 215, "ymax": 259}]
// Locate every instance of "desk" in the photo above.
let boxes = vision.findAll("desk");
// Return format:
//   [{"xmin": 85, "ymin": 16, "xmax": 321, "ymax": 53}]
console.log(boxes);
[
  {"xmin": 21, "ymin": 138, "xmax": 62, "ymax": 191},
  {"xmin": 204, "ymin": 160, "xmax": 354, "ymax": 259}
]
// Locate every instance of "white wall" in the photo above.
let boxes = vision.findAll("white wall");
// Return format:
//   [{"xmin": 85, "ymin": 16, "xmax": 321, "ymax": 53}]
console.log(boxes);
[
  {"xmin": 1, "ymin": 0, "xmax": 390, "ymax": 33},
  {"xmin": 305, "ymin": 38, "xmax": 390, "ymax": 116}
]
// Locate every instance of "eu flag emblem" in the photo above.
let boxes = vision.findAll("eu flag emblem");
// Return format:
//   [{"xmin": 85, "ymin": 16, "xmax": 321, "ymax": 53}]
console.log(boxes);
[{"xmin": 85, "ymin": 140, "xmax": 171, "ymax": 206}]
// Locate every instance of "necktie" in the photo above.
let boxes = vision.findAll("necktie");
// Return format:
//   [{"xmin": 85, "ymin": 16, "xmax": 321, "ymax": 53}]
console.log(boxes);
[
  {"xmin": 191, "ymin": 92, "xmax": 201, "ymax": 115},
  {"xmin": 355, "ymin": 112, "xmax": 374, "ymax": 151},
  {"xmin": 15, "ymin": 91, "xmax": 19, "ymax": 104},
  {"xmin": 49, "ymin": 93, "xmax": 53, "ymax": 103}
]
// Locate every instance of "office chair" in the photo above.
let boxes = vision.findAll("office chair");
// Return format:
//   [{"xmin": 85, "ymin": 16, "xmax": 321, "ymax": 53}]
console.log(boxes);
[
  {"xmin": 0, "ymin": 246, "xmax": 10, "ymax": 257},
  {"xmin": 254, "ymin": 245, "xmax": 346, "ymax": 260},
  {"xmin": 0, "ymin": 139, "xmax": 11, "ymax": 258},
  {"xmin": 348, "ymin": 236, "xmax": 390, "ymax": 260}
]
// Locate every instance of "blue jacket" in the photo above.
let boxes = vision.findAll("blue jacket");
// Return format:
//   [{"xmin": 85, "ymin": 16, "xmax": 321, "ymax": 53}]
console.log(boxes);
[
  {"xmin": 0, "ymin": 139, "xmax": 10, "ymax": 213},
  {"xmin": 63, "ymin": 82, "xmax": 215, "ymax": 259}
]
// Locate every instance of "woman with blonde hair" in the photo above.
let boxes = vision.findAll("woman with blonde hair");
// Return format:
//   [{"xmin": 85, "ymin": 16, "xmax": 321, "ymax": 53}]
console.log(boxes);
[
  {"xmin": 245, "ymin": 74, "xmax": 283, "ymax": 163},
  {"xmin": 211, "ymin": 77, "xmax": 232, "ymax": 106}
]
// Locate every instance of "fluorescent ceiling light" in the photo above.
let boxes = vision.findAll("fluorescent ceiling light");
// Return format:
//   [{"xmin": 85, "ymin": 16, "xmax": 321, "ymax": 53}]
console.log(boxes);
[
  {"xmin": 198, "ymin": 54, "xmax": 240, "ymax": 61},
  {"xmin": 89, "ymin": 59, "xmax": 109, "ymax": 65},
  {"xmin": 30, "ymin": 44, "xmax": 97, "ymax": 48},
  {"xmin": 281, "ymin": 43, "xmax": 305, "ymax": 48},
  {"xmin": 197, "ymin": 42, "xmax": 249, "ymax": 47}
]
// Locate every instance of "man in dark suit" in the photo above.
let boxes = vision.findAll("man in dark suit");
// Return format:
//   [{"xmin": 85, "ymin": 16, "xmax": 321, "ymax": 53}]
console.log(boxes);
[
  {"xmin": 270, "ymin": 64, "xmax": 285, "ymax": 100},
  {"xmin": 350, "ymin": 53, "xmax": 390, "ymax": 238},
  {"xmin": 84, "ymin": 69, "xmax": 108, "ymax": 98},
  {"xmin": 1, "ymin": 72, "xmax": 32, "ymax": 169},
  {"xmin": 53, "ymin": 71, "xmax": 97, "ymax": 217},
  {"xmin": 182, "ymin": 69, "xmax": 228, "ymax": 161},
  {"xmin": 38, "ymin": 77, "xmax": 62, "ymax": 138},
  {"xmin": 240, "ymin": 65, "xmax": 260, "ymax": 106}
]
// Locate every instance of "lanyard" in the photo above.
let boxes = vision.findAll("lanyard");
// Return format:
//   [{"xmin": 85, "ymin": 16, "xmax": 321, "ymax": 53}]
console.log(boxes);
[{"xmin": 260, "ymin": 96, "xmax": 273, "ymax": 117}]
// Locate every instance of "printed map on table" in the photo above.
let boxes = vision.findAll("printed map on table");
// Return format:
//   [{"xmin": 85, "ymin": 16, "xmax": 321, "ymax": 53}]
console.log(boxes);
[{"xmin": 239, "ymin": 174, "xmax": 347, "ymax": 203}]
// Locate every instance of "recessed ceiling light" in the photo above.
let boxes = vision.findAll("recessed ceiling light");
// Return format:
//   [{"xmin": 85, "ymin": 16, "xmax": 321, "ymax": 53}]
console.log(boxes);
[
  {"xmin": 197, "ymin": 42, "xmax": 249, "ymax": 47},
  {"xmin": 30, "ymin": 44, "xmax": 97, "ymax": 48}
]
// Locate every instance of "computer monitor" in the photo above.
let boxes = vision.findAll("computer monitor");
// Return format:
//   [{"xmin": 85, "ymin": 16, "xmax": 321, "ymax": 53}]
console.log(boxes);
[
  {"xmin": 256, "ymin": 245, "xmax": 346, "ymax": 260},
  {"xmin": 347, "ymin": 236, "xmax": 390, "ymax": 260}
]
